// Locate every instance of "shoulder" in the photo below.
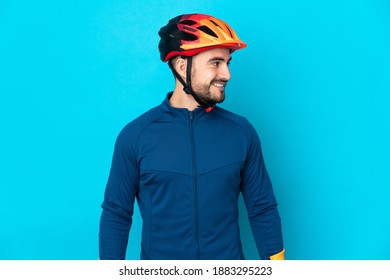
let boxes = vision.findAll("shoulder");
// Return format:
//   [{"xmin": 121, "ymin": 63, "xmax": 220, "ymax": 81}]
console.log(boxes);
[
  {"xmin": 213, "ymin": 106, "xmax": 258, "ymax": 137},
  {"xmin": 115, "ymin": 105, "xmax": 163, "ymax": 147},
  {"xmin": 123, "ymin": 106, "xmax": 162, "ymax": 133}
]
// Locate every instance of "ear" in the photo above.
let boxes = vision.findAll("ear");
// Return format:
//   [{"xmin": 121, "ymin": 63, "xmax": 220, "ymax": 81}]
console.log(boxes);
[{"xmin": 173, "ymin": 56, "xmax": 187, "ymax": 79}]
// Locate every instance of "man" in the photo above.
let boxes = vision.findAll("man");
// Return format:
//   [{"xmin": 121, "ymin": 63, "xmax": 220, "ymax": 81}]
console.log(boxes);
[{"xmin": 99, "ymin": 13, "xmax": 284, "ymax": 260}]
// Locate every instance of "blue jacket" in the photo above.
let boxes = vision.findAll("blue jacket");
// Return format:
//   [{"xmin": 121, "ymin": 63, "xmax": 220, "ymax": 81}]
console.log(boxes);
[{"xmin": 99, "ymin": 93, "xmax": 283, "ymax": 260}]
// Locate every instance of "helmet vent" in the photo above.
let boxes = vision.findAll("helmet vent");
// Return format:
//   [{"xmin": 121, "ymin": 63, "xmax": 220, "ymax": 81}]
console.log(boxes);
[
  {"xmin": 176, "ymin": 30, "xmax": 198, "ymax": 41},
  {"xmin": 180, "ymin": 19, "xmax": 197, "ymax": 25},
  {"xmin": 197, "ymin": 26, "xmax": 218, "ymax": 38},
  {"xmin": 183, "ymin": 26, "xmax": 197, "ymax": 33},
  {"xmin": 210, "ymin": 19, "xmax": 221, "ymax": 27},
  {"xmin": 225, "ymin": 26, "xmax": 234, "ymax": 37}
]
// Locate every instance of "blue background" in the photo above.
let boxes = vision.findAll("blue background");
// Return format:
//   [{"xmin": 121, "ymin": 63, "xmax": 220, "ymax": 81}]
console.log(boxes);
[{"xmin": 1, "ymin": 0, "xmax": 389, "ymax": 260}]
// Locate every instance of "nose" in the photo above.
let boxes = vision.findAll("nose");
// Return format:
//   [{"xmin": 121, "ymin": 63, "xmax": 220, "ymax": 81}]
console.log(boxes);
[{"xmin": 219, "ymin": 64, "xmax": 231, "ymax": 81}]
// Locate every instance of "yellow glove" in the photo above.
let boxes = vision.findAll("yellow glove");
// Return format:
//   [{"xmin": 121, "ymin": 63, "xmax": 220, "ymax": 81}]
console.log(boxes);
[{"xmin": 270, "ymin": 248, "xmax": 285, "ymax": 260}]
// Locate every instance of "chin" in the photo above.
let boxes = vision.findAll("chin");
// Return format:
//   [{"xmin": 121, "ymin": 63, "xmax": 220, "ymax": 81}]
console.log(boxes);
[{"xmin": 215, "ymin": 92, "xmax": 225, "ymax": 103}]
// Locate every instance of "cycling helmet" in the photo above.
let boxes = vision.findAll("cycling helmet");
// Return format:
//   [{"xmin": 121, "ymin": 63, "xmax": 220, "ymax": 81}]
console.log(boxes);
[
  {"xmin": 158, "ymin": 13, "xmax": 246, "ymax": 62},
  {"xmin": 158, "ymin": 14, "xmax": 246, "ymax": 112}
]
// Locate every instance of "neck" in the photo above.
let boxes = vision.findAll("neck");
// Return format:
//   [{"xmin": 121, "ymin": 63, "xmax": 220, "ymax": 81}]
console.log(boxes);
[{"xmin": 169, "ymin": 84, "xmax": 199, "ymax": 111}]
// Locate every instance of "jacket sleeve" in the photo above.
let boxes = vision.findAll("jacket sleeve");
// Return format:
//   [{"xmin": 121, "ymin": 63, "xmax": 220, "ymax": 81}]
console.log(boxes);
[
  {"xmin": 99, "ymin": 127, "xmax": 139, "ymax": 260},
  {"xmin": 240, "ymin": 123, "xmax": 284, "ymax": 260}
]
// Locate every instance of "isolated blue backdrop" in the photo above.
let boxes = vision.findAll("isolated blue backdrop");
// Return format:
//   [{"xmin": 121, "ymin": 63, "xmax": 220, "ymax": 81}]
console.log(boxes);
[{"xmin": 0, "ymin": 0, "xmax": 389, "ymax": 260}]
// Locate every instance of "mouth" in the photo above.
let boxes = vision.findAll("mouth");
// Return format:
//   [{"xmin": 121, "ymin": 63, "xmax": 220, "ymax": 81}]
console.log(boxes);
[{"xmin": 211, "ymin": 81, "xmax": 227, "ymax": 89}]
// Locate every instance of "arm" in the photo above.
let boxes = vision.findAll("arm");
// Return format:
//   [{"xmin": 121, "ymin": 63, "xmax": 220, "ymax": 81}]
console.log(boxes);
[
  {"xmin": 240, "ymin": 124, "xmax": 284, "ymax": 260},
  {"xmin": 99, "ymin": 127, "xmax": 139, "ymax": 260}
]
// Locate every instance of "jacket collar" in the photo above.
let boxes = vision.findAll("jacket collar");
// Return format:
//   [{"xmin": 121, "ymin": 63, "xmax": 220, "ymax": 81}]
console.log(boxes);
[{"xmin": 160, "ymin": 92, "xmax": 209, "ymax": 121}]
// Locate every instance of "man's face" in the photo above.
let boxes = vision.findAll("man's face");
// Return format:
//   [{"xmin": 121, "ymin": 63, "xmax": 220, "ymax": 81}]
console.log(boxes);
[{"xmin": 190, "ymin": 48, "xmax": 232, "ymax": 105}]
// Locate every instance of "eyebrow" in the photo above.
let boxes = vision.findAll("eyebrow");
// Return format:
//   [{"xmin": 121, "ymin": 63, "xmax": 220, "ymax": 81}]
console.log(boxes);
[{"xmin": 208, "ymin": 56, "xmax": 232, "ymax": 63}]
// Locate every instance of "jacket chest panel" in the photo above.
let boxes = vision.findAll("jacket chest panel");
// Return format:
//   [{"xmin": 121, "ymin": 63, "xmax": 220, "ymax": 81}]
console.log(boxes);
[{"xmin": 137, "ymin": 121, "xmax": 247, "ymax": 176}]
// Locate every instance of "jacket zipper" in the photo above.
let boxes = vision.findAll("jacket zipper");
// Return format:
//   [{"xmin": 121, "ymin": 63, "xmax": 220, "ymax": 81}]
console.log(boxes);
[{"xmin": 189, "ymin": 111, "xmax": 200, "ymax": 259}]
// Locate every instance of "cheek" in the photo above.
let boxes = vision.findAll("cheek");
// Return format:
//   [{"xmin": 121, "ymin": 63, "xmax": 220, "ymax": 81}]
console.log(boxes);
[
  {"xmin": 203, "ymin": 73, "xmax": 216, "ymax": 84},
  {"xmin": 192, "ymin": 68, "xmax": 216, "ymax": 86},
  {"xmin": 193, "ymin": 75, "xmax": 211, "ymax": 87}
]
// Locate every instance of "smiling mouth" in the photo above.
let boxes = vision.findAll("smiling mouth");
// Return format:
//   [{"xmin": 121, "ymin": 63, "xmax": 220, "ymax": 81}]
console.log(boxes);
[{"xmin": 211, "ymin": 81, "xmax": 227, "ymax": 88}]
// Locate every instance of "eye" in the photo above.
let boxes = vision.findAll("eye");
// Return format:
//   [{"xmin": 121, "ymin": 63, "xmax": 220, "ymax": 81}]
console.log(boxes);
[{"xmin": 209, "ymin": 59, "xmax": 231, "ymax": 67}]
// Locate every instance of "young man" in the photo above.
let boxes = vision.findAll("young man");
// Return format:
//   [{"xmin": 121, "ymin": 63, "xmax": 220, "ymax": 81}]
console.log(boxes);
[{"xmin": 99, "ymin": 13, "xmax": 284, "ymax": 260}]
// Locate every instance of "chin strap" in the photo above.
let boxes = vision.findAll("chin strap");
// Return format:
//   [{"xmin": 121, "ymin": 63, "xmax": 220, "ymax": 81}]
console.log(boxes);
[{"xmin": 168, "ymin": 57, "xmax": 215, "ymax": 112}]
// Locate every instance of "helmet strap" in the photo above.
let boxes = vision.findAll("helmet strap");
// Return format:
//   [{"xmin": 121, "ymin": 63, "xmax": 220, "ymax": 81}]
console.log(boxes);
[
  {"xmin": 168, "ymin": 56, "xmax": 215, "ymax": 112},
  {"xmin": 183, "ymin": 56, "xmax": 193, "ymax": 95}
]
